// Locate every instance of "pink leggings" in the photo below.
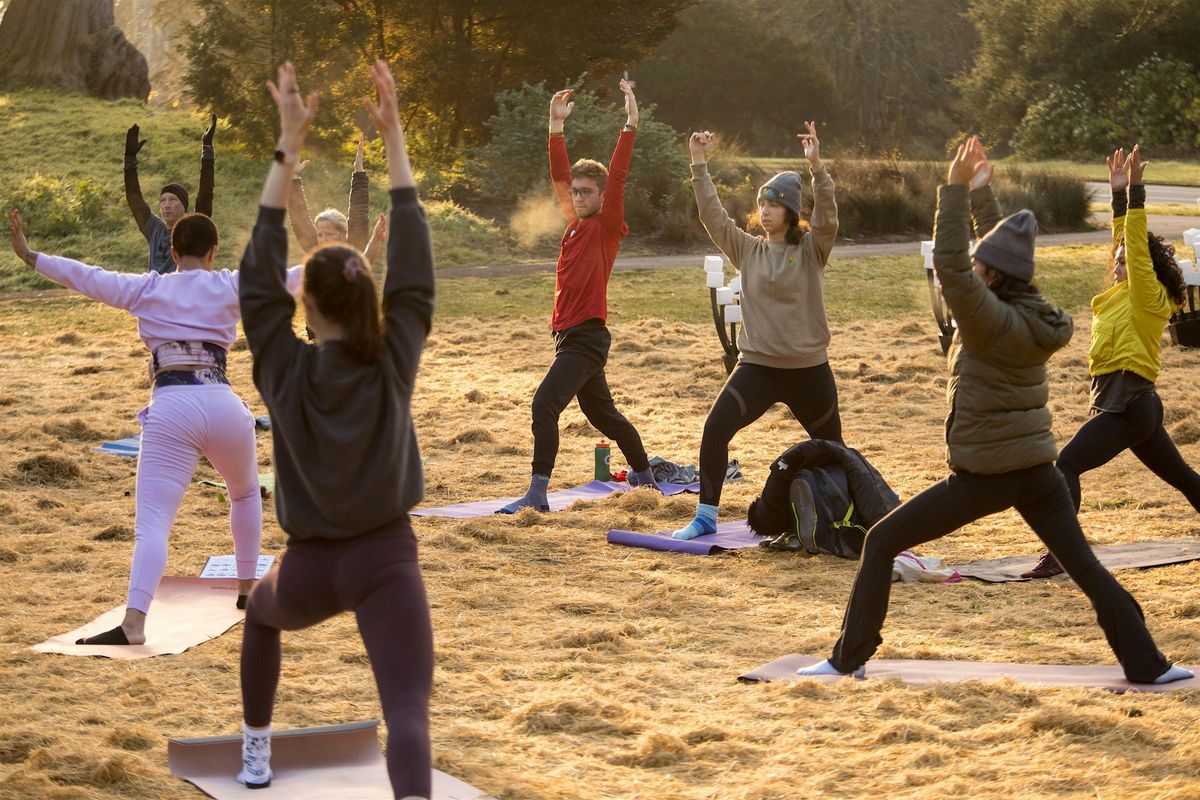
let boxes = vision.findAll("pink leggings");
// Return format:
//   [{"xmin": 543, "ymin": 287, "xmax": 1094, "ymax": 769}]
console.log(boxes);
[{"xmin": 128, "ymin": 385, "xmax": 262, "ymax": 612}]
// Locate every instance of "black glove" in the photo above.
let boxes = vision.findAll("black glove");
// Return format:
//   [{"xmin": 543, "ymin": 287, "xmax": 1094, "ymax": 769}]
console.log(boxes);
[
  {"xmin": 202, "ymin": 113, "xmax": 217, "ymax": 157},
  {"xmin": 124, "ymin": 124, "xmax": 146, "ymax": 169}
]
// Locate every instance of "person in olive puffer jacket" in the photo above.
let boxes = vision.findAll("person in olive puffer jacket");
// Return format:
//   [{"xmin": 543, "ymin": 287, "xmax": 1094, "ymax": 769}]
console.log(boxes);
[
  {"xmin": 796, "ymin": 136, "xmax": 1192, "ymax": 686},
  {"xmin": 1023, "ymin": 145, "xmax": 1200, "ymax": 579}
]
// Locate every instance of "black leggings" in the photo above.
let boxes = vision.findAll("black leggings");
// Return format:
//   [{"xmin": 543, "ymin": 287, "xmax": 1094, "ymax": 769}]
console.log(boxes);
[
  {"xmin": 828, "ymin": 463, "xmax": 1170, "ymax": 682},
  {"xmin": 531, "ymin": 320, "xmax": 649, "ymax": 477},
  {"xmin": 1058, "ymin": 391, "xmax": 1200, "ymax": 513},
  {"xmin": 241, "ymin": 520, "xmax": 433, "ymax": 799},
  {"xmin": 699, "ymin": 361, "xmax": 842, "ymax": 505}
]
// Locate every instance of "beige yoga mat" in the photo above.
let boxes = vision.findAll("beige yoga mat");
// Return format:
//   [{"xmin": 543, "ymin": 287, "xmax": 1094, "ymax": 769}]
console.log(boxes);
[
  {"xmin": 33, "ymin": 577, "xmax": 243, "ymax": 659},
  {"xmin": 169, "ymin": 720, "xmax": 492, "ymax": 800},
  {"xmin": 954, "ymin": 537, "xmax": 1200, "ymax": 582},
  {"xmin": 740, "ymin": 654, "xmax": 1200, "ymax": 694}
]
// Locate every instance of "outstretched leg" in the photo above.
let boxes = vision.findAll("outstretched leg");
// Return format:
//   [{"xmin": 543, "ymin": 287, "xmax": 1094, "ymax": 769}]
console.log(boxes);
[{"xmin": 1015, "ymin": 464, "xmax": 1181, "ymax": 683}]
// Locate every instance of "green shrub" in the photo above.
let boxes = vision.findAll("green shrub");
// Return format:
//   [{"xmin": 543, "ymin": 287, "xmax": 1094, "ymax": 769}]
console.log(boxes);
[
  {"xmin": 1, "ymin": 175, "xmax": 125, "ymax": 238},
  {"xmin": 426, "ymin": 200, "xmax": 515, "ymax": 267}
]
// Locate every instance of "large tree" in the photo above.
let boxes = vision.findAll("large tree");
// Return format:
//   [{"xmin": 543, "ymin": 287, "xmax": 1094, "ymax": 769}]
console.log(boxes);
[
  {"xmin": 0, "ymin": 0, "xmax": 149, "ymax": 100},
  {"xmin": 184, "ymin": 0, "xmax": 692, "ymax": 163}
]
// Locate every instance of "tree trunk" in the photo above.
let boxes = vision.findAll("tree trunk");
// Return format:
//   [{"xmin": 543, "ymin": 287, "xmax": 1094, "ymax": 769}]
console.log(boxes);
[{"xmin": 0, "ymin": 0, "xmax": 149, "ymax": 100}]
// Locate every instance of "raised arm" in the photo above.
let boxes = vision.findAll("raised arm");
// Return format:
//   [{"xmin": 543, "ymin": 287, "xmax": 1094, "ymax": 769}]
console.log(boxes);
[
  {"xmin": 799, "ymin": 121, "xmax": 838, "ymax": 265},
  {"xmin": 964, "ymin": 138, "xmax": 1002, "ymax": 239},
  {"xmin": 364, "ymin": 212, "xmax": 387, "ymax": 275},
  {"xmin": 601, "ymin": 79, "xmax": 637, "ymax": 235},
  {"xmin": 239, "ymin": 63, "xmax": 318, "ymax": 402},
  {"xmin": 10, "ymin": 209, "xmax": 150, "ymax": 310},
  {"xmin": 196, "ymin": 113, "xmax": 217, "ymax": 218},
  {"xmin": 689, "ymin": 131, "xmax": 756, "ymax": 268},
  {"xmin": 1122, "ymin": 146, "xmax": 1174, "ymax": 316},
  {"xmin": 363, "ymin": 60, "xmax": 434, "ymax": 387},
  {"xmin": 1107, "ymin": 147, "xmax": 1129, "ymax": 248},
  {"xmin": 932, "ymin": 136, "xmax": 1011, "ymax": 353},
  {"xmin": 123, "ymin": 124, "xmax": 153, "ymax": 234},
  {"xmin": 286, "ymin": 159, "xmax": 319, "ymax": 252},
  {"xmin": 548, "ymin": 89, "xmax": 576, "ymax": 221},
  {"xmin": 347, "ymin": 135, "xmax": 371, "ymax": 250}
]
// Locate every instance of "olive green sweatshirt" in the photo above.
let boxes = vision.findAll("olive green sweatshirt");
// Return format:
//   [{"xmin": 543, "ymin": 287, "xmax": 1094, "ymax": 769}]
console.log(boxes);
[{"xmin": 691, "ymin": 162, "xmax": 838, "ymax": 369}]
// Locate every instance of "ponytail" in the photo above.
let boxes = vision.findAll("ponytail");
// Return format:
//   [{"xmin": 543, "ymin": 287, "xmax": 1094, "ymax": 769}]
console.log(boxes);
[{"xmin": 303, "ymin": 245, "xmax": 383, "ymax": 363}]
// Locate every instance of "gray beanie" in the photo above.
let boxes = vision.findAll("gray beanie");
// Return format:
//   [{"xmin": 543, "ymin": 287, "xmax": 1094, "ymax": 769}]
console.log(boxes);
[
  {"xmin": 970, "ymin": 209, "xmax": 1038, "ymax": 283},
  {"xmin": 757, "ymin": 171, "xmax": 803, "ymax": 217}
]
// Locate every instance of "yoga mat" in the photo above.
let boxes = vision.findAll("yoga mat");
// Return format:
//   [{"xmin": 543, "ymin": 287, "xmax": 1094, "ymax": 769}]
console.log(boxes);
[
  {"xmin": 739, "ymin": 654, "xmax": 1200, "ymax": 694},
  {"xmin": 412, "ymin": 479, "xmax": 700, "ymax": 519},
  {"xmin": 199, "ymin": 554, "xmax": 276, "ymax": 580},
  {"xmin": 33, "ymin": 577, "xmax": 243, "ymax": 659},
  {"xmin": 168, "ymin": 720, "xmax": 493, "ymax": 800},
  {"xmin": 954, "ymin": 538, "xmax": 1200, "ymax": 583},
  {"xmin": 93, "ymin": 435, "xmax": 140, "ymax": 457},
  {"xmin": 196, "ymin": 472, "xmax": 276, "ymax": 497},
  {"xmin": 607, "ymin": 520, "xmax": 765, "ymax": 556}
]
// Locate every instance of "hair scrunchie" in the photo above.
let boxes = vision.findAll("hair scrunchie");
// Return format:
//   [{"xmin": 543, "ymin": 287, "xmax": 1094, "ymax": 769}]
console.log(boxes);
[{"xmin": 343, "ymin": 256, "xmax": 365, "ymax": 282}]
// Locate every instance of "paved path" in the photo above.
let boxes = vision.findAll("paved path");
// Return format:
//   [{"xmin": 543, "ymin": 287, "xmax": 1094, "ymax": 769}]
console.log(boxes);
[
  {"xmin": 438, "ymin": 211, "xmax": 1200, "ymax": 280},
  {"xmin": 1086, "ymin": 182, "xmax": 1200, "ymax": 206}
]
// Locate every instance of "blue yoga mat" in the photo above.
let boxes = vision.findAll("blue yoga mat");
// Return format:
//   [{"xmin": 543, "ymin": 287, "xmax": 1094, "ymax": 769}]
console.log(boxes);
[{"xmin": 93, "ymin": 435, "xmax": 141, "ymax": 457}]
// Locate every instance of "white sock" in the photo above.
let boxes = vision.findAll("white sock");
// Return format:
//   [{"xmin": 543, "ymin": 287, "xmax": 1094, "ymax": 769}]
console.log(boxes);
[
  {"xmin": 1152, "ymin": 665, "xmax": 1194, "ymax": 685},
  {"xmin": 795, "ymin": 659, "xmax": 865, "ymax": 678},
  {"xmin": 237, "ymin": 721, "xmax": 273, "ymax": 786}
]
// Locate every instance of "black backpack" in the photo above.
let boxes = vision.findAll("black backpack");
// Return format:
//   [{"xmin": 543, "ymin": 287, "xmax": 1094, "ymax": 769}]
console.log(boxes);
[{"xmin": 748, "ymin": 440, "xmax": 900, "ymax": 559}]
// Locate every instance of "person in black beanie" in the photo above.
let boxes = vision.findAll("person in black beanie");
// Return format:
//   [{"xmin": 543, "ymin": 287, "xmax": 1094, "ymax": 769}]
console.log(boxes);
[
  {"xmin": 796, "ymin": 136, "xmax": 1192, "ymax": 686},
  {"xmin": 124, "ymin": 114, "xmax": 218, "ymax": 274}
]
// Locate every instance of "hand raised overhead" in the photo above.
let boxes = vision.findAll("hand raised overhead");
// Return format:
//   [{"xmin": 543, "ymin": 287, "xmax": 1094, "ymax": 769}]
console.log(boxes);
[
  {"xmin": 797, "ymin": 120, "xmax": 821, "ymax": 168},
  {"xmin": 362, "ymin": 60, "xmax": 403, "ymax": 140},
  {"xmin": 1107, "ymin": 147, "xmax": 1129, "ymax": 191},
  {"xmin": 1127, "ymin": 144, "xmax": 1149, "ymax": 186},
  {"xmin": 266, "ymin": 62, "xmax": 318, "ymax": 145},
  {"xmin": 619, "ymin": 79, "xmax": 638, "ymax": 128},
  {"xmin": 689, "ymin": 131, "xmax": 714, "ymax": 163},
  {"xmin": 967, "ymin": 137, "xmax": 994, "ymax": 191}
]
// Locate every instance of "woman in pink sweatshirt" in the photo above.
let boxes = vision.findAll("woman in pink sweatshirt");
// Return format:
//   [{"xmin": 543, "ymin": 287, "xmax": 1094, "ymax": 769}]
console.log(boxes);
[{"xmin": 9, "ymin": 209, "xmax": 301, "ymax": 645}]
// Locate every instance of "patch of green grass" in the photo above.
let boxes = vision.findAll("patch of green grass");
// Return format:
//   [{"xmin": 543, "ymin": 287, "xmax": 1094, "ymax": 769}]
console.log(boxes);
[
  {"xmin": 0, "ymin": 89, "xmax": 518, "ymax": 293},
  {"xmin": 1089, "ymin": 202, "xmax": 1200, "ymax": 217},
  {"xmin": 434, "ymin": 244, "xmax": 1112, "ymax": 325}
]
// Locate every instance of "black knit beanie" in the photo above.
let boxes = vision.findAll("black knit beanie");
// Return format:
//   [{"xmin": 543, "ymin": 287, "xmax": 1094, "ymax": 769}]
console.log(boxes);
[{"xmin": 160, "ymin": 183, "xmax": 190, "ymax": 211}]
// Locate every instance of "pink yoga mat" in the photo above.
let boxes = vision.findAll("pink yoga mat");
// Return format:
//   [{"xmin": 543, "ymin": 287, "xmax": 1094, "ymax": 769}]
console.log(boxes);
[
  {"xmin": 413, "ymin": 479, "xmax": 699, "ymax": 519},
  {"xmin": 169, "ymin": 720, "xmax": 492, "ymax": 799},
  {"xmin": 740, "ymin": 654, "xmax": 1200, "ymax": 694},
  {"xmin": 607, "ymin": 520, "xmax": 765, "ymax": 555},
  {"xmin": 33, "ymin": 577, "xmax": 243, "ymax": 659}
]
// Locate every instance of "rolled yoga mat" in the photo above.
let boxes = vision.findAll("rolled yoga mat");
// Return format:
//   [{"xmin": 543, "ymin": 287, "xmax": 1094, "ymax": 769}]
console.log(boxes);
[
  {"xmin": 953, "ymin": 537, "xmax": 1200, "ymax": 582},
  {"xmin": 412, "ymin": 479, "xmax": 700, "ymax": 519},
  {"xmin": 33, "ymin": 577, "xmax": 244, "ymax": 659},
  {"xmin": 739, "ymin": 654, "xmax": 1200, "ymax": 694},
  {"xmin": 169, "ymin": 720, "xmax": 493, "ymax": 800},
  {"xmin": 607, "ymin": 520, "xmax": 765, "ymax": 556}
]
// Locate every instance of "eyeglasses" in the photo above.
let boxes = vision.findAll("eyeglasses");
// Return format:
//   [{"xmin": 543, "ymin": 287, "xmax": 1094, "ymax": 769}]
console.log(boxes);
[{"xmin": 570, "ymin": 187, "xmax": 596, "ymax": 198}]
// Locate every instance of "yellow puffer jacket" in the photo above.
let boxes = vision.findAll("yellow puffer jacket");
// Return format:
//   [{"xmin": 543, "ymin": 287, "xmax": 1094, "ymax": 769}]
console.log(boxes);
[{"xmin": 1088, "ymin": 205, "xmax": 1179, "ymax": 383}]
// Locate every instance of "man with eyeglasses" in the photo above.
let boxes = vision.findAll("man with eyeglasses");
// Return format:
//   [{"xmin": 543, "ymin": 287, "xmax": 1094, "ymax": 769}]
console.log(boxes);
[{"xmin": 498, "ymin": 79, "xmax": 659, "ymax": 514}]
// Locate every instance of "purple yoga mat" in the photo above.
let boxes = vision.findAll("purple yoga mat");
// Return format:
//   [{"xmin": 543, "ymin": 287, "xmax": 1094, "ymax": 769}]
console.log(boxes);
[
  {"xmin": 412, "ymin": 480, "xmax": 700, "ymax": 519},
  {"xmin": 606, "ymin": 521, "xmax": 765, "ymax": 556}
]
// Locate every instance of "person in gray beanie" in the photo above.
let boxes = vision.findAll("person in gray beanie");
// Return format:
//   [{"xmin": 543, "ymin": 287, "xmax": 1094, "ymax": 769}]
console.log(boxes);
[
  {"xmin": 798, "ymin": 136, "xmax": 1192, "ymax": 686},
  {"xmin": 676, "ymin": 120, "xmax": 843, "ymax": 540}
]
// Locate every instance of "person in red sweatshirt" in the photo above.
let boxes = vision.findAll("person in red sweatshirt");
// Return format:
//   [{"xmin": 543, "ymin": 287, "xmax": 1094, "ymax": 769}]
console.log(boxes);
[{"xmin": 499, "ymin": 80, "xmax": 658, "ymax": 513}]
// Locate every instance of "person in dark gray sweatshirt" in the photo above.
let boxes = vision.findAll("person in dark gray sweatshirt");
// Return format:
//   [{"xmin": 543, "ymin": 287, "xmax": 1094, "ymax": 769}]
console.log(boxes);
[{"xmin": 235, "ymin": 61, "xmax": 435, "ymax": 799}]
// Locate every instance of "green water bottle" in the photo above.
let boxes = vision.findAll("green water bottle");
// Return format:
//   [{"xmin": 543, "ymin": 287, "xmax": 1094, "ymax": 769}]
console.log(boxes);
[{"xmin": 594, "ymin": 440, "xmax": 611, "ymax": 480}]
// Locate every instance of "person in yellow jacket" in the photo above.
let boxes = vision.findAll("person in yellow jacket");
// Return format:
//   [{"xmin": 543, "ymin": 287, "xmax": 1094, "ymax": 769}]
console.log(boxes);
[{"xmin": 1024, "ymin": 145, "xmax": 1200, "ymax": 579}]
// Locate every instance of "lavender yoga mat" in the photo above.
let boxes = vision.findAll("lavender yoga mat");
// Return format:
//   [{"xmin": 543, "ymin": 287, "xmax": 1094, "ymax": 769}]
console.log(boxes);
[
  {"xmin": 412, "ymin": 479, "xmax": 699, "ymax": 519},
  {"xmin": 739, "ymin": 654, "xmax": 1200, "ymax": 694},
  {"xmin": 607, "ymin": 520, "xmax": 765, "ymax": 556}
]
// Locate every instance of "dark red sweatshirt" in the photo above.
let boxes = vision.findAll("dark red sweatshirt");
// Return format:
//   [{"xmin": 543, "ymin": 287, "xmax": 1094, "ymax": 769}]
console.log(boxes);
[{"xmin": 548, "ymin": 130, "xmax": 633, "ymax": 332}]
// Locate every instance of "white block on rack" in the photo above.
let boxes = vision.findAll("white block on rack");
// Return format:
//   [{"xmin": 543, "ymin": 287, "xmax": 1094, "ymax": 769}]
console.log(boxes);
[
  {"xmin": 704, "ymin": 255, "xmax": 724, "ymax": 273},
  {"xmin": 706, "ymin": 271, "xmax": 724, "ymax": 288},
  {"xmin": 921, "ymin": 240, "xmax": 934, "ymax": 257},
  {"xmin": 729, "ymin": 276, "xmax": 741, "ymax": 293},
  {"xmin": 715, "ymin": 287, "xmax": 734, "ymax": 305},
  {"xmin": 1182, "ymin": 228, "xmax": 1200, "ymax": 247},
  {"xmin": 724, "ymin": 304, "xmax": 742, "ymax": 323}
]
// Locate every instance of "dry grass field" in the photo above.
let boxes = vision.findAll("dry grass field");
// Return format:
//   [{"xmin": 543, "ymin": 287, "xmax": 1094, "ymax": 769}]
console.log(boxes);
[{"xmin": 1, "ymin": 252, "xmax": 1200, "ymax": 799}]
